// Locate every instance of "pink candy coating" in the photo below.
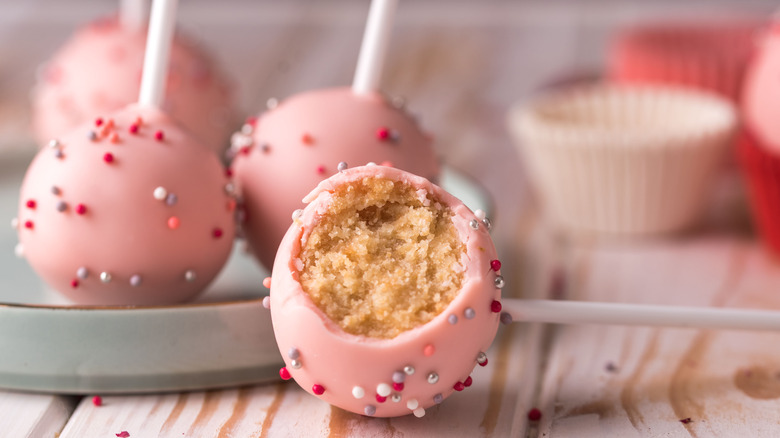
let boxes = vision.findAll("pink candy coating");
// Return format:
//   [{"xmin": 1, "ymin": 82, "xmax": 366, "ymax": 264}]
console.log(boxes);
[
  {"xmin": 31, "ymin": 16, "xmax": 236, "ymax": 153},
  {"xmin": 232, "ymin": 87, "xmax": 440, "ymax": 269},
  {"xmin": 18, "ymin": 104, "xmax": 235, "ymax": 305},
  {"xmin": 269, "ymin": 166, "xmax": 500, "ymax": 417}
]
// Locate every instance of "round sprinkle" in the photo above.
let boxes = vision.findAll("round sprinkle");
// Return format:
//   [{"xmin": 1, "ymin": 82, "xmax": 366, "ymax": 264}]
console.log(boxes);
[
  {"xmin": 312, "ymin": 384, "xmax": 325, "ymax": 395},
  {"xmin": 24, "ymin": 220, "xmax": 34, "ymax": 229},
  {"xmin": 266, "ymin": 97, "xmax": 279, "ymax": 110},
  {"xmin": 154, "ymin": 130, "xmax": 164, "ymax": 141},
  {"xmin": 109, "ymin": 132, "xmax": 120, "ymax": 143},
  {"xmin": 528, "ymin": 408, "xmax": 542, "ymax": 422},
  {"xmin": 352, "ymin": 386, "xmax": 365, "ymax": 399},
  {"xmin": 262, "ymin": 296, "xmax": 271, "ymax": 309},
  {"xmin": 14, "ymin": 243, "xmax": 24, "ymax": 258},
  {"xmin": 376, "ymin": 383, "xmax": 392, "ymax": 397},
  {"xmin": 240, "ymin": 124, "xmax": 253, "ymax": 135},
  {"xmin": 454, "ymin": 382, "xmax": 465, "ymax": 392},
  {"xmin": 390, "ymin": 130, "xmax": 401, "ymax": 142},
  {"xmin": 26, "ymin": 200, "xmax": 36, "ymax": 209},
  {"xmin": 433, "ymin": 394, "xmax": 443, "ymax": 404},
  {"xmin": 376, "ymin": 127, "xmax": 390, "ymax": 140},
  {"xmin": 469, "ymin": 219, "xmax": 480, "ymax": 230},
  {"xmin": 95, "ymin": 118, "xmax": 104, "ymax": 127},
  {"xmin": 129, "ymin": 124, "xmax": 139, "ymax": 134},
  {"xmin": 92, "ymin": 395, "xmax": 102, "ymax": 406},
  {"xmin": 213, "ymin": 228, "xmax": 224, "ymax": 239},
  {"xmin": 376, "ymin": 394, "xmax": 387, "ymax": 403},
  {"xmin": 75, "ymin": 204, "xmax": 87, "ymax": 215},
  {"xmin": 404, "ymin": 365, "xmax": 415, "ymax": 376},
  {"xmin": 464, "ymin": 308, "xmax": 476, "ymax": 319},
  {"xmin": 88, "ymin": 130, "xmax": 97, "ymax": 141},
  {"xmin": 407, "ymin": 399, "xmax": 419, "ymax": 410},
  {"xmin": 482, "ymin": 217, "xmax": 492, "ymax": 230},
  {"xmin": 380, "ymin": 160, "xmax": 394, "ymax": 167},
  {"xmin": 224, "ymin": 183, "xmax": 235, "ymax": 195},
  {"xmin": 413, "ymin": 407, "xmax": 425, "ymax": 418},
  {"xmin": 184, "ymin": 270, "xmax": 197, "ymax": 282},
  {"xmin": 464, "ymin": 376, "xmax": 473, "ymax": 387},
  {"xmin": 167, "ymin": 216, "xmax": 180, "ymax": 229},
  {"xmin": 291, "ymin": 209, "xmax": 303, "ymax": 221},
  {"xmin": 316, "ymin": 165, "xmax": 326, "ymax": 174},
  {"xmin": 288, "ymin": 347, "xmax": 300, "ymax": 360},
  {"xmin": 55, "ymin": 149, "xmax": 64, "ymax": 159},
  {"xmin": 494, "ymin": 275, "xmax": 505, "ymax": 289},
  {"xmin": 263, "ymin": 277, "xmax": 272, "ymax": 288},
  {"xmin": 100, "ymin": 272, "xmax": 112, "ymax": 283},
  {"xmin": 391, "ymin": 394, "xmax": 401, "ymax": 403},
  {"xmin": 500, "ymin": 312, "xmax": 513, "ymax": 325},
  {"xmin": 290, "ymin": 359, "xmax": 302, "ymax": 369},
  {"xmin": 301, "ymin": 133, "xmax": 314, "ymax": 144},
  {"xmin": 279, "ymin": 367, "xmax": 291, "ymax": 380},
  {"xmin": 392, "ymin": 382, "xmax": 404, "ymax": 391},
  {"xmin": 56, "ymin": 201, "xmax": 67, "ymax": 212},
  {"xmin": 337, "ymin": 161, "xmax": 348, "ymax": 172},
  {"xmin": 51, "ymin": 186, "xmax": 61, "ymax": 195},
  {"xmin": 477, "ymin": 352, "xmax": 488, "ymax": 366},
  {"xmin": 392, "ymin": 371, "xmax": 405, "ymax": 383},
  {"xmin": 427, "ymin": 372, "xmax": 439, "ymax": 384},
  {"xmin": 130, "ymin": 275, "xmax": 142, "ymax": 287},
  {"xmin": 261, "ymin": 143, "xmax": 271, "ymax": 153},
  {"xmin": 367, "ymin": 162, "xmax": 377, "ymax": 166},
  {"xmin": 153, "ymin": 187, "xmax": 168, "ymax": 200},
  {"xmin": 423, "ymin": 344, "xmax": 435, "ymax": 357},
  {"xmin": 364, "ymin": 405, "xmax": 376, "ymax": 416},
  {"xmin": 70, "ymin": 279, "xmax": 79, "ymax": 288},
  {"xmin": 10, "ymin": 218, "xmax": 18, "ymax": 229},
  {"xmin": 48, "ymin": 139, "xmax": 60, "ymax": 149},
  {"xmin": 491, "ymin": 300, "xmax": 502, "ymax": 313},
  {"xmin": 165, "ymin": 193, "xmax": 177, "ymax": 206},
  {"xmin": 448, "ymin": 314, "xmax": 458, "ymax": 325},
  {"xmin": 474, "ymin": 209, "xmax": 487, "ymax": 221},
  {"xmin": 490, "ymin": 260, "xmax": 502, "ymax": 271},
  {"xmin": 77, "ymin": 267, "xmax": 89, "ymax": 280}
]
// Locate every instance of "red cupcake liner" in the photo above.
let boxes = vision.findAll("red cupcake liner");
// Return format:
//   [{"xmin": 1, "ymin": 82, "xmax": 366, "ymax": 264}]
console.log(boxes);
[
  {"xmin": 609, "ymin": 22, "xmax": 758, "ymax": 102},
  {"xmin": 738, "ymin": 129, "xmax": 780, "ymax": 254}
]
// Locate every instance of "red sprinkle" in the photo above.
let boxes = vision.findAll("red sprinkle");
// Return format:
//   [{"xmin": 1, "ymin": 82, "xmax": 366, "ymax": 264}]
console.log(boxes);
[
  {"xmin": 392, "ymin": 382, "xmax": 404, "ymax": 392},
  {"xmin": 463, "ymin": 376, "xmax": 473, "ymax": 387},
  {"xmin": 70, "ymin": 279, "xmax": 79, "ymax": 288},
  {"xmin": 423, "ymin": 344, "xmax": 436, "ymax": 357},
  {"xmin": 239, "ymin": 146, "xmax": 252, "ymax": 156},
  {"xmin": 75, "ymin": 204, "xmax": 87, "ymax": 215},
  {"xmin": 376, "ymin": 127, "xmax": 390, "ymax": 140},
  {"xmin": 92, "ymin": 395, "xmax": 103, "ymax": 406},
  {"xmin": 95, "ymin": 118, "xmax": 104, "ymax": 127},
  {"xmin": 491, "ymin": 300, "xmax": 502, "ymax": 313},
  {"xmin": 167, "ymin": 216, "xmax": 180, "ymax": 230},
  {"xmin": 312, "ymin": 384, "xmax": 325, "ymax": 395},
  {"xmin": 103, "ymin": 152, "xmax": 115, "ymax": 163},
  {"xmin": 213, "ymin": 228, "xmax": 223, "ymax": 238},
  {"xmin": 24, "ymin": 220, "xmax": 34, "ymax": 229},
  {"xmin": 528, "ymin": 408, "xmax": 542, "ymax": 422},
  {"xmin": 453, "ymin": 382, "xmax": 465, "ymax": 392},
  {"xmin": 116, "ymin": 432, "xmax": 130, "ymax": 438},
  {"xmin": 680, "ymin": 418, "xmax": 692, "ymax": 424},
  {"xmin": 245, "ymin": 116, "xmax": 257, "ymax": 126},
  {"xmin": 227, "ymin": 199, "xmax": 237, "ymax": 212},
  {"xmin": 279, "ymin": 367, "xmax": 291, "ymax": 380},
  {"xmin": 129, "ymin": 124, "xmax": 139, "ymax": 134},
  {"xmin": 490, "ymin": 259, "xmax": 501, "ymax": 271},
  {"xmin": 376, "ymin": 394, "xmax": 387, "ymax": 403},
  {"xmin": 478, "ymin": 358, "xmax": 489, "ymax": 367},
  {"xmin": 26, "ymin": 199, "xmax": 36, "ymax": 209},
  {"xmin": 154, "ymin": 130, "xmax": 165, "ymax": 141},
  {"xmin": 225, "ymin": 168, "xmax": 233, "ymax": 178}
]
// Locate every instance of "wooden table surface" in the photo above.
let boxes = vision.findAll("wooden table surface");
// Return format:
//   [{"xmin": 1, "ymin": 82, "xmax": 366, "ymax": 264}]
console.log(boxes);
[{"xmin": 2, "ymin": 1, "xmax": 780, "ymax": 436}]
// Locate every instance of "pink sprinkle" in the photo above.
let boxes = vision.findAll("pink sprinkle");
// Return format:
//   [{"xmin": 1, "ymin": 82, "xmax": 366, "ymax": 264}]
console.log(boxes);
[
  {"xmin": 129, "ymin": 124, "xmax": 139, "ymax": 134},
  {"xmin": 245, "ymin": 116, "xmax": 257, "ymax": 126},
  {"xmin": 380, "ymin": 160, "xmax": 394, "ymax": 167},
  {"xmin": 453, "ymin": 382, "xmax": 465, "ymax": 392},
  {"xmin": 92, "ymin": 395, "xmax": 103, "ymax": 406},
  {"xmin": 75, "ymin": 204, "xmax": 87, "ymax": 215},
  {"xmin": 116, "ymin": 432, "xmax": 130, "ymax": 438},
  {"xmin": 105, "ymin": 119, "xmax": 115, "ymax": 130},
  {"xmin": 316, "ymin": 165, "xmax": 326, "ymax": 174},
  {"xmin": 167, "ymin": 217, "xmax": 180, "ymax": 230},
  {"xmin": 279, "ymin": 367, "xmax": 291, "ymax": 380},
  {"xmin": 26, "ymin": 199, "xmax": 36, "ymax": 209},
  {"xmin": 312, "ymin": 384, "xmax": 325, "ymax": 395},
  {"xmin": 376, "ymin": 127, "xmax": 390, "ymax": 140},
  {"xmin": 71, "ymin": 279, "xmax": 79, "ymax": 288},
  {"xmin": 154, "ymin": 130, "xmax": 164, "ymax": 141},
  {"xmin": 376, "ymin": 394, "xmax": 387, "ymax": 403},
  {"xmin": 103, "ymin": 152, "xmax": 115, "ymax": 163},
  {"xmin": 95, "ymin": 118, "xmax": 104, "ymax": 127},
  {"xmin": 423, "ymin": 344, "xmax": 436, "ymax": 357},
  {"xmin": 134, "ymin": 116, "xmax": 143, "ymax": 126},
  {"xmin": 392, "ymin": 382, "xmax": 404, "ymax": 392},
  {"xmin": 227, "ymin": 199, "xmax": 237, "ymax": 212},
  {"xmin": 491, "ymin": 300, "xmax": 502, "ymax": 313},
  {"xmin": 109, "ymin": 132, "xmax": 120, "ymax": 143},
  {"xmin": 490, "ymin": 260, "xmax": 501, "ymax": 271},
  {"xmin": 301, "ymin": 133, "xmax": 314, "ymax": 145},
  {"xmin": 263, "ymin": 277, "xmax": 272, "ymax": 288},
  {"xmin": 24, "ymin": 220, "xmax": 34, "ymax": 229},
  {"xmin": 463, "ymin": 376, "xmax": 473, "ymax": 387}
]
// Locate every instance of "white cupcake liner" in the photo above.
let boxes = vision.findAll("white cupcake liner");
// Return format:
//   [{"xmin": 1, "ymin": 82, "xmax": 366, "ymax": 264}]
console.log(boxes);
[{"xmin": 508, "ymin": 84, "xmax": 737, "ymax": 236}]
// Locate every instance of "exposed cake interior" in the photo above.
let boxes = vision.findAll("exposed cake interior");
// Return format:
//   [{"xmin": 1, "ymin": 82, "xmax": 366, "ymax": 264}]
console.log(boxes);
[{"xmin": 299, "ymin": 176, "xmax": 465, "ymax": 339}]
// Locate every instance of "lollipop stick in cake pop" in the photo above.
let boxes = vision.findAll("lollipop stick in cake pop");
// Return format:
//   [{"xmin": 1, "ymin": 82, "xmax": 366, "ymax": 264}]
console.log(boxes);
[
  {"xmin": 504, "ymin": 299, "xmax": 780, "ymax": 331},
  {"xmin": 352, "ymin": 0, "xmax": 398, "ymax": 95},
  {"xmin": 120, "ymin": 0, "xmax": 149, "ymax": 32},
  {"xmin": 139, "ymin": 0, "xmax": 177, "ymax": 107}
]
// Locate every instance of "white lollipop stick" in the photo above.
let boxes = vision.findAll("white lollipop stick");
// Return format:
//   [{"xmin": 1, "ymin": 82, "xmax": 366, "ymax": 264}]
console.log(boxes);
[
  {"xmin": 504, "ymin": 299, "xmax": 780, "ymax": 331},
  {"xmin": 352, "ymin": 0, "xmax": 398, "ymax": 95},
  {"xmin": 120, "ymin": 0, "xmax": 148, "ymax": 32},
  {"xmin": 138, "ymin": 0, "xmax": 178, "ymax": 107}
]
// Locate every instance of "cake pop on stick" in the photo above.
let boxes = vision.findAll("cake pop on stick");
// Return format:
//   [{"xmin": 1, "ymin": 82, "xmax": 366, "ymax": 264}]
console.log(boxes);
[
  {"xmin": 267, "ymin": 164, "xmax": 780, "ymax": 419},
  {"xmin": 15, "ymin": 0, "xmax": 235, "ymax": 306},
  {"xmin": 231, "ymin": 0, "xmax": 439, "ymax": 270}
]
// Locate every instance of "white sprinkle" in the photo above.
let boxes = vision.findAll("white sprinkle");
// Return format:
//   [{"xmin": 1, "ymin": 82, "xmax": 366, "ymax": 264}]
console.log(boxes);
[
  {"xmin": 153, "ymin": 186, "xmax": 167, "ymax": 200},
  {"xmin": 100, "ymin": 272, "xmax": 112, "ymax": 283},
  {"xmin": 240, "ymin": 123, "xmax": 254, "ymax": 135},
  {"xmin": 352, "ymin": 386, "xmax": 365, "ymax": 399},
  {"xmin": 130, "ymin": 275, "xmax": 142, "ymax": 287},
  {"xmin": 474, "ymin": 209, "xmax": 486, "ymax": 221},
  {"xmin": 77, "ymin": 267, "xmax": 89, "ymax": 280},
  {"xmin": 266, "ymin": 97, "xmax": 279, "ymax": 109},
  {"xmin": 366, "ymin": 162, "xmax": 377, "ymax": 166},
  {"xmin": 48, "ymin": 139, "xmax": 60, "ymax": 149},
  {"xmin": 10, "ymin": 218, "xmax": 18, "ymax": 229},
  {"xmin": 337, "ymin": 161, "xmax": 348, "ymax": 172},
  {"xmin": 376, "ymin": 383, "xmax": 392, "ymax": 397},
  {"xmin": 14, "ymin": 243, "xmax": 24, "ymax": 258},
  {"xmin": 291, "ymin": 209, "xmax": 303, "ymax": 221},
  {"xmin": 406, "ymin": 399, "xmax": 419, "ymax": 410},
  {"xmin": 262, "ymin": 296, "xmax": 271, "ymax": 309},
  {"xmin": 413, "ymin": 407, "xmax": 425, "ymax": 418},
  {"xmin": 185, "ymin": 270, "xmax": 197, "ymax": 282}
]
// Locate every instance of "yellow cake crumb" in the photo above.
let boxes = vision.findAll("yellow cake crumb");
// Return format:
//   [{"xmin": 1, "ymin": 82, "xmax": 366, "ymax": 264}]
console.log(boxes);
[{"xmin": 299, "ymin": 176, "xmax": 465, "ymax": 339}]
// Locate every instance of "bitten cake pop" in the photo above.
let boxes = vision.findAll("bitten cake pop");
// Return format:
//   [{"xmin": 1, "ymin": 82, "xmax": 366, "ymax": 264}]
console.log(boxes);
[
  {"xmin": 269, "ymin": 164, "xmax": 501, "ymax": 417},
  {"xmin": 31, "ymin": 10, "xmax": 235, "ymax": 153},
  {"xmin": 15, "ymin": 0, "xmax": 235, "ymax": 305},
  {"xmin": 231, "ymin": 0, "xmax": 439, "ymax": 269}
]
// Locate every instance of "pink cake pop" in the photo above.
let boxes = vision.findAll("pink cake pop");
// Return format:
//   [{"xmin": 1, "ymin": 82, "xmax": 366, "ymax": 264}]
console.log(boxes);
[
  {"xmin": 269, "ymin": 165, "xmax": 500, "ymax": 418},
  {"xmin": 16, "ymin": 0, "xmax": 235, "ymax": 305},
  {"xmin": 31, "ymin": 14, "xmax": 236, "ymax": 153},
  {"xmin": 231, "ymin": 0, "xmax": 439, "ymax": 270}
]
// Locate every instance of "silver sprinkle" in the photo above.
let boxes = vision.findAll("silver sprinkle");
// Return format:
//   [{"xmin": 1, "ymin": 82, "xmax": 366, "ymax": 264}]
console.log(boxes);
[
  {"xmin": 464, "ymin": 308, "xmax": 476, "ymax": 319},
  {"xmin": 224, "ymin": 183, "xmax": 235, "ymax": 195},
  {"xmin": 494, "ymin": 275, "xmax": 505, "ymax": 289},
  {"xmin": 130, "ymin": 275, "xmax": 142, "ymax": 287},
  {"xmin": 165, "ymin": 193, "xmax": 178, "ymax": 206},
  {"xmin": 266, "ymin": 97, "xmax": 279, "ymax": 110},
  {"xmin": 100, "ymin": 272, "xmax": 112, "ymax": 283},
  {"xmin": 427, "ymin": 372, "xmax": 439, "ymax": 384},
  {"xmin": 288, "ymin": 347, "xmax": 300, "ymax": 360},
  {"xmin": 290, "ymin": 359, "xmax": 302, "ymax": 369},
  {"xmin": 433, "ymin": 393, "xmax": 443, "ymax": 404},
  {"xmin": 391, "ymin": 393, "xmax": 401, "ymax": 403},
  {"xmin": 240, "ymin": 123, "xmax": 254, "ymax": 135},
  {"xmin": 261, "ymin": 143, "xmax": 271, "ymax": 153},
  {"xmin": 47, "ymin": 139, "xmax": 61, "ymax": 149},
  {"xmin": 364, "ymin": 405, "xmax": 376, "ymax": 416},
  {"xmin": 391, "ymin": 96, "xmax": 406, "ymax": 109},
  {"xmin": 469, "ymin": 219, "xmax": 479, "ymax": 230},
  {"xmin": 184, "ymin": 270, "xmax": 197, "ymax": 282},
  {"xmin": 337, "ymin": 161, "xmax": 348, "ymax": 172},
  {"xmin": 55, "ymin": 149, "xmax": 64, "ymax": 159},
  {"xmin": 500, "ymin": 311, "xmax": 513, "ymax": 325},
  {"xmin": 56, "ymin": 201, "xmax": 67, "ymax": 212},
  {"xmin": 392, "ymin": 371, "xmax": 405, "ymax": 383},
  {"xmin": 390, "ymin": 130, "xmax": 401, "ymax": 142},
  {"xmin": 477, "ymin": 352, "xmax": 487, "ymax": 364},
  {"xmin": 76, "ymin": 267, "xmax": 89, "ymax": 280},
  {"xmin": 88, "ymin": 130, "xmax": 97, "ymax": 141},
  {"xmin": 403, "ymin": 365, "xmax": 415, "ymax": 376},
  {"xmin": 448, "ymin": 314, "xmax": 458, "ymax": 325},
  {"xmin": 51, "ymin": 186, "xmax": 61, "ymax": 195},
  {"xmin": 482, "ymin": 217, "xmax": 492, "ymax": 230}
]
